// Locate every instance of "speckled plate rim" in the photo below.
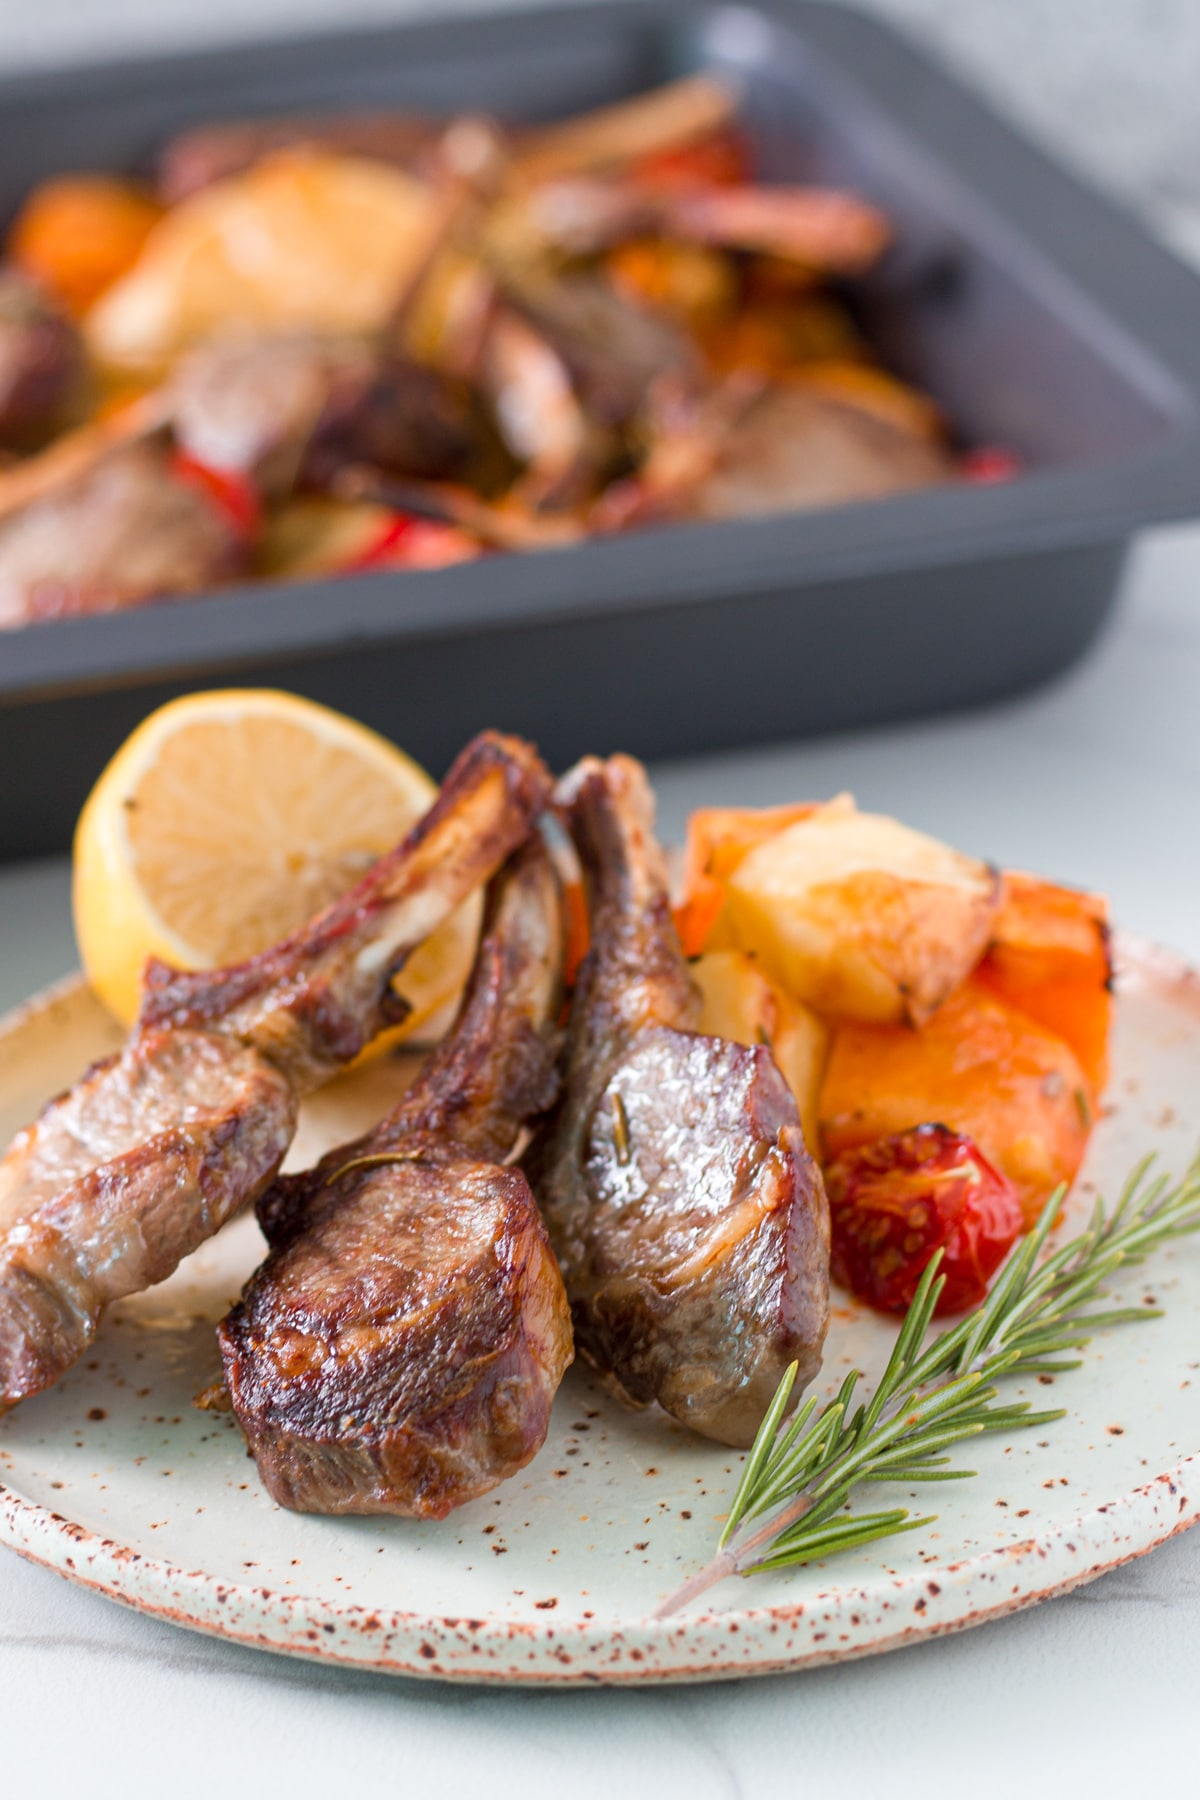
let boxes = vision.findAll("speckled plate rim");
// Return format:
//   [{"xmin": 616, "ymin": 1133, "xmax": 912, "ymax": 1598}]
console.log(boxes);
[
  {"xmin": 1, "ymin": 1436, "xmax": 1198, "ymax": 1685},
  {"xmin": 0, "ymin": 934, "xmax": 1198, "ymax": 1687}
]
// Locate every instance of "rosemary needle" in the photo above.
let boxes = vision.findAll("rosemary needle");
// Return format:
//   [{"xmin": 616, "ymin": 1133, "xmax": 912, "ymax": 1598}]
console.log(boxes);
[{"xmin": 653, "ymin": 1150, "xmax": 1200, "ymax": 1619}]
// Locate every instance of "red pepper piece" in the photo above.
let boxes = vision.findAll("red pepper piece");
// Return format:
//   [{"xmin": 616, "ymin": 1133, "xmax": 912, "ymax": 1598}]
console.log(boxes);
[
  {"xmin": 169, "ymin": 450, "xmax": 261, "ymax": 539},
  {"xmin": 960, "ymin": 445, "xmax": 1023, "ymax": 485},
  {"xmin": 631, "ymin": 127, "xmax": 754, "ymax": 192}
]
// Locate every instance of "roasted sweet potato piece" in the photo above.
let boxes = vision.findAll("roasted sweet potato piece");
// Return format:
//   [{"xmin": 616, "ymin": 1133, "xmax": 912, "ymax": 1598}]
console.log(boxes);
[
  {"xmin": 701, "ymin": 293, "xmax": 863, "ymax": 379},
  {"xmin": 607, "ymin": 239, "xmax": 737, "ymax": 331},
  {"xmin": 690, "ymin": 948, "xmax": 829, "ymax": 1147},
  {"xmin": 977, "ymin": 873, "xmax": 1112, "ymax": 1098},
  {"xmin": 725, "ymin": 808, "xmax": 1001, "ymax": 1025},
  {"xmin": 798, "ymin": 359, "xmax": 944, "ymax": 442},
  {"xmin": 10, "ymin": 176, "xmax": 163, "ymax": 317},
  {"xmin": 562, "ymin": 877, "xmax": 590, "ymax": 988},
  {"xmin": 818, "ymin": 977, "xmax": 1092, "ymax": 1227}
]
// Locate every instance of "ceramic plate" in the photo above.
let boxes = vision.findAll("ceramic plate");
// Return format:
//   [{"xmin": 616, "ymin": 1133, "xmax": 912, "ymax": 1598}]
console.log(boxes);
[{"xmin": 0, "ymin": 938, "xmax": 1197, "ymax": 1685}]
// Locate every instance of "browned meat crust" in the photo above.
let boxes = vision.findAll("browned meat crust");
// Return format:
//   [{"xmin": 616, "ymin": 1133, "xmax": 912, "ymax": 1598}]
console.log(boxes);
[
  {"xmin": 220, "ymin": 838, "xmax": 572, "ymax": 1516},
  {"xmin": 0, "ymin": 435, "xmax": 248, "ymax": 630},
  {"xmin": 0, "ymin": 269, "xmax": 84, "ymax": 451},
  {"xmin": 529, "ymin": 754, "xmax": 830, "ymax": 1447},
  {"xmin": 0, "ymin": 1030, "xmax": 295, "ymax": 1407},
  {"xmin": 157, "ymin": 113, "xmax": 440, "ymax": 204},
  {"xmin": 0, "ymin": 731, "xmax": 551, "ymax": 1410},
  {"xmin": 505, "ymin": 272, "xmax": 701, "ymax": 432},
  {"xmin": 685, "ymin": 384, "xmax": 953, "ymax": 521},
  {"xmin": 168, "ymin": 332, "xmax": 477, "ymax": 504},
  {"xmin": 140, "ymin": 730, "xmax": 553, "ymax": 1092}
]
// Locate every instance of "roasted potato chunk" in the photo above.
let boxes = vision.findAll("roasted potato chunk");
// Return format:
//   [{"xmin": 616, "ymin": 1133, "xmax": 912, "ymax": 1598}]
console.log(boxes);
[
  {"xmin": 675, "ymin": 793, "xmax": 853, "ymax": 957},
  {"xmin": 725, "ymin": 808, "xmax": 1000, "ymax": 1025},
  {"xmin": 691, "ymin": 948, "xmax": 828, "ymax": 1147},
  {"xmin": 818, "ymin": 977, "xmax": 1092, "ymax": 1227}
]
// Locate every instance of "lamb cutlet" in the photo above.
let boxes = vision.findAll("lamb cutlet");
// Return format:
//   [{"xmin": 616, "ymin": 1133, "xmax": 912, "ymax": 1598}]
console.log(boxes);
[
  {"xmin": 167, "ymin": 332, "xmax": 478, "ymax": 506},
  {"xmin": 529, "ymin": 755, "xmax": 830, "ymax": 1449},
  {"xmin": 139, "ymin": 730, "xmax": 549, "ymax": 1089},
  {"xmin": 0, "ymin": 1029, "xmax": 295, "ymax": 1414},
  {"xmin": 0, "ymin": 731, "xmax": 551, "ymax": 1410},
  {"xmin": 0, "ymin": 432, "xmax": 251, "ymax": 629},
  {"xmin": 220, "ymin": 836, "xmax": 572, "ymax": 1518}
]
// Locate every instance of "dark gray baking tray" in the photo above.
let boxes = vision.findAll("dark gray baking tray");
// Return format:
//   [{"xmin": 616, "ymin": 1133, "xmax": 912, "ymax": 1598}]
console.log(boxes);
[{"xmin": 2, "ymin": 0, "xmax": 1200, "ymax": 856}]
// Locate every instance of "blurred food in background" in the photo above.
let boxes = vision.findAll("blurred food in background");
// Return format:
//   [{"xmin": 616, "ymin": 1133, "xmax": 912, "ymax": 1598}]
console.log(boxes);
[{"xmin": 0, "ymin": 75, "xmax": 1005, "ymax": 631}]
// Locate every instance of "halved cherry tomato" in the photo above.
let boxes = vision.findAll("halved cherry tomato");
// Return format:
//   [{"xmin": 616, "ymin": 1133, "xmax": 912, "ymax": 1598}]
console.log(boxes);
[
  {"xmin": 169, "ymin": 451, "xmax": 261, "ymax": 539},
  {"xmin": 826, "ymin": 1124, "xmax": 1024, "ymax": 1316}
]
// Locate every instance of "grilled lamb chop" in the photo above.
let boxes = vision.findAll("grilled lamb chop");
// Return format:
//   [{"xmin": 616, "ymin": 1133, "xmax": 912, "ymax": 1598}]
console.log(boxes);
[
  {"xmin": 168, "ymin": 332, "xmax": 477, "ymax": 504},
  {"xmin": 0, "ymin": 731, "xmax": 550, "ymax": 1408},
  {"xmin": 139, "ymin": 731, "xmax": 550, "ymax": 1089},
  {"xmin": 0, "ymin": 1031, "xmax": 296, "ymax": 1409},
  {"xmin": 529, "ymin": 755, "xmax": 830, "ymax": 1448},
  {"xmin": 682, "ymin": 383, "xmax": 953, "ymax": 521},
  {"xmin": 0, "ymin": 432, "xmax": 248, "ymax": 629},
  {"xmin": 155, "ymin": 76, "xmax": 734, "ymax": 203},
  {"xmin": 503, "ymin": 271, "xmax": 701, "ymax": 434},
  {"xmin": 158, "ymin": 112, "xmax": 439, "ymax": 203},
  {"xmin": 220, "ymin": 835, "xmax": 571, "ymax": 1517},
  {"xmin": 522, "ymin": 177, "xmax": 888, "ymax": 272},
  {"xmin": 0, "ymin": 269, "xmax": 84, "ymax": 451}
]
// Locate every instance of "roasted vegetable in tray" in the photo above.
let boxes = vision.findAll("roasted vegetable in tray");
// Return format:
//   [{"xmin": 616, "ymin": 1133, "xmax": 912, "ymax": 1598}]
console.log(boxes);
[{"xmin": 0, "ymin": 77, "xmax": 1003, "ymax": 629}]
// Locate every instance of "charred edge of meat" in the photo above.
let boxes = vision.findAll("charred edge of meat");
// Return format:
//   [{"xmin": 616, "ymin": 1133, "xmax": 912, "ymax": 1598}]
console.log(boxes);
[
  {"xmin": 0, "ymin": 269, "xmax": 86, "ymax": 451},
  {"xmin": 156, "ymin": 113, "xmax": 441, "ymax": 204},
  {"xmin": 557, "ymin": 753, "xmax": 701, "ymax": 1040},
  {"xmin": 137, "ymin": 731, "xmax": 552, "ymax": 1048},
  {"xmin": 220, "ymin": 836, "xmax": 570, "ymax": 1518},
  {"xmin": 0, "ymin": 1030, "xmax": 297, "ymax": 1408},
  {"xmin": 219, "ymin": 1153, "xmax": 572, "ymax": 1518},
  {"xmin": 302, "ymin": 355, "xmax": 481, "ymax": 491},
  {"xmin": 258, "ymin": 833, "xmax": 564, "ymax": 1247}
]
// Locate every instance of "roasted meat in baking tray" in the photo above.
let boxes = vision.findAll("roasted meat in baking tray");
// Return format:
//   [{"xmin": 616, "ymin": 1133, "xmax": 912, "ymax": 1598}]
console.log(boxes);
[
  {"xmin": 221, "ymin": 836, "xmax": 572, "ymax": 1518},
  {"xmin": 6, "ymin": 1, "xmax": 1200, "ymax": 854},
  {"xmin": 0, "ymin": 731, "xmax": 550, "ymax": 1407},
  {"xmin": 0, "ymin": 67, "xmax": 959, "ymax": 630}
]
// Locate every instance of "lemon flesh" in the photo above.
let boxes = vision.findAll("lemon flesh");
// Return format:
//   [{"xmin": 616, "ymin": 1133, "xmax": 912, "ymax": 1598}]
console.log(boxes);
[{"xmin": 73, "ymin": 688, "xmax": 481, "ymax": 1034}]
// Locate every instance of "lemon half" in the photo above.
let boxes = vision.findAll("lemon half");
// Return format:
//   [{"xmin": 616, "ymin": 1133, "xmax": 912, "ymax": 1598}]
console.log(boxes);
[{"xmin": 73, "ymin": 688, "xmax": 480, "ymax": 1035}]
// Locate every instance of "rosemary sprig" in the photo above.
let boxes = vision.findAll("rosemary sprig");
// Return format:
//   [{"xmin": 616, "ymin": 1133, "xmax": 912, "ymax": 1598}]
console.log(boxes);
[{"xmin": 653, "ymin": 1151, "xmax": 1200, "ymax": 1618}]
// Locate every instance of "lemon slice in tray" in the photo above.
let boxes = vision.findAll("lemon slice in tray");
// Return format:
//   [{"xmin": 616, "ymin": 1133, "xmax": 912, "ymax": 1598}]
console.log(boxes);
[{"xmin": 73, "ymin": 687, "xmax": 480, "ymax": 1036}]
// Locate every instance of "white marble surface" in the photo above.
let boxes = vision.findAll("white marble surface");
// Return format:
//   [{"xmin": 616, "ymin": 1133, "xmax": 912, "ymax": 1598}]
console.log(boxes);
[
  {"xmin": 2, "ymin": 521, "xmax": 1200, "ymax": 1790},
  {"xmin": 3, "ymin": 0, "xmax": 1200, "ymax": 1784}
]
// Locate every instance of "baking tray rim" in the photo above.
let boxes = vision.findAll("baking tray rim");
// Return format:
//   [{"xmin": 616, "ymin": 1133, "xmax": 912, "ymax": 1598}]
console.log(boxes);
[{"xmin": 1, "ymin": 0, "xmax": 1199, "ymax": 699}]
